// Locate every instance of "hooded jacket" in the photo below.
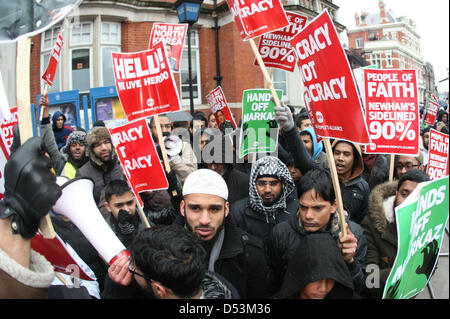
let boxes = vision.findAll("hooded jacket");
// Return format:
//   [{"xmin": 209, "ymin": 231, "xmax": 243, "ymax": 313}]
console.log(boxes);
[
  {"xmin": 230, "ymin": 156, "xmax": 298, "ymax": 245},
  {"xmin": 361, "ymin": 180, "xmax": 398, "ymax": 299},
  {"xmin": 274, "ymin": 232, "xmax": 354, "ymax": 299},
  {"xmin": 300, "ymin": 127, "xmax": 328, "ymax": 168},
  {"xmin": 283, "ymin": 127, "xmax": 370, "ymax": 223},
  {"xmin": 52, "ymin": 111, "xmax": 73, "ymax": 150},
  {"xmin": 267, "ymin": 209, "xmax": 367, "ymax": 297}
]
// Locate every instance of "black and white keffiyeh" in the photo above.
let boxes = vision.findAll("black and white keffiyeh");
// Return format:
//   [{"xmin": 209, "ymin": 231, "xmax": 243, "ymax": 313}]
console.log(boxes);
[{"xmin": 248, "ymin": 156, "xmax": 295, "ymax": 222}]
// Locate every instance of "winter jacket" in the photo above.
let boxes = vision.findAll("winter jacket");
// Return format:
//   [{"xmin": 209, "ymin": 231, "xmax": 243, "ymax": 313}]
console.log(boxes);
[
  {"xmin": 222, "ymin": 167, "xmax": 250, "ymax": 205},
  {"xmin": 52, "ymin": 111, "xmax": 73, "ymax": 150},
  {"xmin": 267, "ymin": 210, "xmax": 367, "ymax": 297},
  {"xmin": 360, "ymin": 180, "xmax": 398, "ymax": 299},
  {"xmin": 0, "ymin": 247, "xmax": 54, "ymax": 298},
  {"xmin": 283, "ymin": 127, "xmax": 370, "ymax": 224},
  {"xmin": 273, "ymin": 232, "xmax": 354, "ymax": 299},
  {"xmin": 172, "ymin": 215, "xmax": 271, "ymax": 299},
  {"xmin": 230, "ymin": 156, "xmax": 298, "ymax": 246},
  {"xmin": 169, "ymin": 141, "xmax": 197, "ymax": 183},
  {"xmin": 362, "ymin": 154, "xmax": 390, "ymax": 191}
]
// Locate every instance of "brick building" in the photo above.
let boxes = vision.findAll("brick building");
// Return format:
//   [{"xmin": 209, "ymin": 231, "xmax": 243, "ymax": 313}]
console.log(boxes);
[
  {"xmin": 346, "ymin": 0, "xmax": 434, "ymax": 104},
  {"xmin": 26, "ymin": 0, "xmax": 344, "ymax": 127}
]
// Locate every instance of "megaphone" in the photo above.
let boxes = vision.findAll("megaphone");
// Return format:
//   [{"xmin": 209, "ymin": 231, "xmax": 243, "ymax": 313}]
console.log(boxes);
[
  {"xmin": 52, "ymin": 177, "xmax": 129, "ymax": 265},
  {"xmin": 164, "ymin": 134, "xmax": 183, "ymax": 157}
]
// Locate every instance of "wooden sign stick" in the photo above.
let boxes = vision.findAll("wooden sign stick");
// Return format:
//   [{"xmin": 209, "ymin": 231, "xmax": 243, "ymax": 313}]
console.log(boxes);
[
  {"xmin": 153, "ymin": 115, "xmax": 177, "ymax": 196},
  {"xmin": 323, "ymin": 138, "xmax": 348, "ymax": 236},
  {"xmin": 389, "ymin": 154, "xmax": 395, "ymax": 181},
  {"xmin": 136, "ymin": 203, "xmax": 150, "ymax": 228},
  {"xmin": 249, "ymin": 39, "xmax": 282, "ymax": 108},
  {"xmin": 39, "ymin": 84, "xmax": 49, "ymax": 122},
  {"xmin": 16, "ymin": 37, "xmax": 55, "ymax": 239}
]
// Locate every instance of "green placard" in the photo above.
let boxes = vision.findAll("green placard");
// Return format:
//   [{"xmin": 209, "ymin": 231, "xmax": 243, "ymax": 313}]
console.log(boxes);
[
  {"xmin": 383, "ymin": 176, "xmax": 449, "ymax": 299},
  {"xmin": 239, "ymin": 89, "xmax": 282, "ymax": 158}
]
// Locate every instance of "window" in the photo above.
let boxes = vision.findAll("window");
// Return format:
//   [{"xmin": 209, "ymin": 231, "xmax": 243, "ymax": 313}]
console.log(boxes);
[
  {"xmin": 181, "ymin": 29, "xmax": 201, "ymax": 105},
  {"xmin": 386, "ymin": 52, "xmax": 392, "ymax": 67},
  {"xmin": 356, "ymin": 38, "xmax": 363, "ymax": 49},
  {"xmin": 101, "ymin": 22, "xmax": 121, "ymax": 86},
  {"xmin": 41, "ymin": 26, "xmax": 62, "ymax": 92},
  {"xmin": 70, "ymin": 22, "xmax": 93, "ymax": 91},
  {"xmin": 272, "ymin": 69, "xmax": 287, "ymax": 101},
  {"xmin": 371, "ymin": 53, "xmax": 382, "ymax": 69}
]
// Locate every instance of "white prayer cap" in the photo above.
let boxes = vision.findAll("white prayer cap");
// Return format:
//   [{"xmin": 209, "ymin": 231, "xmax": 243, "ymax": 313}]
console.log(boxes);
[{"xmin": 182, "ymin": 169, "xmax": 228, "ymax": 200}]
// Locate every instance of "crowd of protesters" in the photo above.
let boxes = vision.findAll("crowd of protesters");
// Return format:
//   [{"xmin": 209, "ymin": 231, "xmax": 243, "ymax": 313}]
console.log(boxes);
[{"xmin": 0, "ymin": 92, "xmax": 448, "ymax": 299}]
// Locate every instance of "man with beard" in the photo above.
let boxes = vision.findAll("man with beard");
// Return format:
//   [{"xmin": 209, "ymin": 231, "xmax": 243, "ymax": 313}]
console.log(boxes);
[
  {"xmin": 77, "ymin": 126, "xmax": 125, "ymax": 217},
  {"xmin": 39, "ymin": 94, "xmax": 88, "ymax": 178},
  {"xmin": 104, "ymin": 180, "xmax": 146, "ymax": 247},
  {"xmin": 172, "ymin": 169, "xmax": 271, "ymax": 299},
  {"xmin": 361, "ymin": 169, "xmax": 430, "ymax": 298},
  {"xmin": 230, "ymin": 156, "xmax": 298, "ymax": 247},
  {"xmin": 420, "ymin": 126, "xmax": 431, "ymax": 166}
]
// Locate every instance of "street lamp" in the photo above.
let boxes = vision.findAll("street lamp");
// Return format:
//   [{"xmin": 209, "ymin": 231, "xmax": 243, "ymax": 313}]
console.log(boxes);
[{"xmin": 175, "ymin": 0, "xmax": 204, "ymax": 116}]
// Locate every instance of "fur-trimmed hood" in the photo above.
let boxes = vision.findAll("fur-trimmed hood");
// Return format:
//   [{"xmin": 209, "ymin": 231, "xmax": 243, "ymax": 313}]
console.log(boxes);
[{"xmin": 368, "ymin": 180, "xmax": 398, "ymax": 233}]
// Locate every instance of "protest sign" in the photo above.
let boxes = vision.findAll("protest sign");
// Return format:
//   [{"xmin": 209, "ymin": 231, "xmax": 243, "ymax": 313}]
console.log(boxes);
[
  {"xmin": 423, "ymin": 95, "xmax": 439, "ymax": 127},
  {"xmin": 290, "ymin": 10, "xmax": 370, "ymax": 144},
  {"xmin": 31, "ymin": 232, "xmax": 95, "ymax": 281},
  {"xmin": 426, "ymin": 129, "xmax": 449, "ymax": 180},
  {"xmin": 112, "ymin": 41, "xmax": 181, "ymax": 122},
  {"xmin": 383, "ymin": 176, "xmax": 449, "ymax": 299},
  {"xmin": 0, "ymin": 138, "xmax": 8, "ymax": 200},
  {"xmin": 254, "ymin": 11, "xmax": 307, "ymax": 72},
  {"xmin": 109, "ymin": 118, "xmax": 168, "ymax": 207},
  {"xmin": 42, "ymin": 29, "xmax": 64, "ymax": 87},
  {"xmin": 227, "ymin": 0, "xmax": 289, "ymax": 41},
  {"xmin": 149, "ymin": 23, "xmax": 188, "ymax": 73},
  {"xmin": 0, "ymin": 106, "xmax": 17, "ymax": 152},
  {"xmin": 206, "ymin": 86, "xmax": 237, "ymax": 132},
  {"xmin": 239, "ymin": 89, "xmax": 281, "ymax": 158},
  {"xmin": 364, "ymin": 69, "xmax": 419, "ymax": 156}
]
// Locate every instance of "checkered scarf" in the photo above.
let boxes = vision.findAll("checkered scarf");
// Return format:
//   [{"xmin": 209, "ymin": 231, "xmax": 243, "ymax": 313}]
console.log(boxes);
[{"xmin": 248, "ymin": 156, "xmax": 295, "ymax": 222}]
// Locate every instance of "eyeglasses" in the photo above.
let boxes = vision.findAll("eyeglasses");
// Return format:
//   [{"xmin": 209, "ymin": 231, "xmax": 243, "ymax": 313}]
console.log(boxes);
[
  {"xmin": 128, "ymin": 263, "xmax": 148, "ymax": 280},
  {"xmin": 256, "ymin": 180, "xmax": 281, "ymax": 187},
  {"xmin": 397, "ymin": 163, "xmax": 421, "ymax": 170}
]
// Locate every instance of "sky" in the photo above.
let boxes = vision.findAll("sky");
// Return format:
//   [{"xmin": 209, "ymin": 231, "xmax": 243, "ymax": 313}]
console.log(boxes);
[{"xmin": 334, "ymin": 0, "xmax": 449, "ymax": 95}]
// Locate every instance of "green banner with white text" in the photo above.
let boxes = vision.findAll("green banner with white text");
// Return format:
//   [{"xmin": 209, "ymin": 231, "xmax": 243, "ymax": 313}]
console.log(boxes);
[{"xmin": 383, "ymin": 176, "xmax": 449, "ymax": 299}]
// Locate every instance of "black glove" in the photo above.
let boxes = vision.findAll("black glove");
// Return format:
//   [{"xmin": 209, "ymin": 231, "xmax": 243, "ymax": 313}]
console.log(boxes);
[
  {"xmin": 166, "ymin": 170, "xmax": 181, "ymax": 194},
  {"xmin": 0, "ymin": 137, "xmax": 62, "ymax": 239}
]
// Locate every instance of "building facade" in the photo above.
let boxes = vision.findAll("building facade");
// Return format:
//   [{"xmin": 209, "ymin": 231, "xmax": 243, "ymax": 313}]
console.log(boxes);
[
  {"xmin": 25, "ymin": 0, "xmax": 345, "ymax": 127},
  {"xmin": 346, "ymin": 0, "xmax": 433, "ymax": 104}
]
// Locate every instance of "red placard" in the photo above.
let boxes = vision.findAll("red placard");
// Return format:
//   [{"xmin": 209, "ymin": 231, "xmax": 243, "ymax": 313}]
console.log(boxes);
[
  {"xmin": 109, "ymin": 119, "xmax": 168, "ymax": 206},
  {"xmin": 149, "ymin": 23, "xmax": 188, "ymax": 73},
  {"xmin": 42, "ymin": 29, "xmax": 64, "ymax": 86},
  {"xmin": 31, "ymin": 232, "xmax": 95, "ymax": 281},
  {"xmin": 290, "ymin": 10, "xmax": 370, "ymax": 144},
  {"xmin": 254, "ymin": 11, "xmax": 307, "ymax": 72},
  {"xmin": 364, "ymin": 69, "xmax": 420, "ymax": 155},
  {"xmin": 1, "ymin": 106, "xmax": 18, "ymax": 154},
  {"xmin": 206, "ymin": 87, "xmax": 237, "ymax": 130},
  {"xmin": 424, "ymin": 98, "xmax": 439, "ymax": 126},
  {"xmin": 427, "ymin": 129, "xmax": 449, "ymax": 180},
  {"xmin": 227, "ymin": 0, "xmax": 289, "ymax": 41},
  {"xmin": 112, "ymin": 42, "xmax": 181, "ymax": 122}
]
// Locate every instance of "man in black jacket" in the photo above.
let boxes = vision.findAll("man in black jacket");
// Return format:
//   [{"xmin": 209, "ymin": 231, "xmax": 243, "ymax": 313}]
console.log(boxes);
[
  {"xmin": 267, "ymin": 168, "xmax": 367, "ymax": 298},
  {"xmin": 230, "ymin": 155, "xmax": 298, "ymax": 246},
  {"xmin": 172, "ymin": 169, "xmax": 271, "ymax": 299}
]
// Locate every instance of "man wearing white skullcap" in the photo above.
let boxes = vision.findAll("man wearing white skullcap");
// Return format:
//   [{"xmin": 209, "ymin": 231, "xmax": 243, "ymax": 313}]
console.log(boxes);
[{"xmin": 173, "ymin": 169, "xmax": 271, "ymax": 299}]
